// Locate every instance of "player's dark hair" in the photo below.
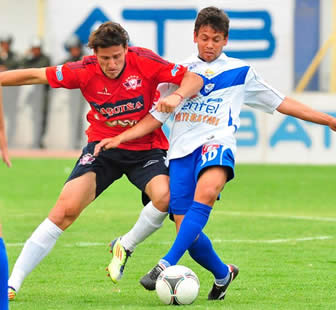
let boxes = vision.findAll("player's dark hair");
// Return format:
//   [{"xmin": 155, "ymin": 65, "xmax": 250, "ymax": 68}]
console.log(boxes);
[
  {"xmin": 88, "ymin": 21, "xmax": 129, "ymax": 50},
  {"xmin": 194, "ymin": 6, "xmax": 229, "ymax": 38}
]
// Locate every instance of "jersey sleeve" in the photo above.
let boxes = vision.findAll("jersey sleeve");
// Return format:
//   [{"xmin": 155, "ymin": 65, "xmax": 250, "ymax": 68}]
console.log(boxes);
[
  {"xmin": 46, "ymin": 62, "xmax": 82, "ymax": 89},
  {"xmin": 244, "ymin": 67, "xmax": 285, "ymax": 113},
  {"xmin": 133, "ymin": 47, "xmax": 187, "ymax": 85},
  {"xmin": 155, "ymin": 62, "xmax": 187, "ymax": 85}
]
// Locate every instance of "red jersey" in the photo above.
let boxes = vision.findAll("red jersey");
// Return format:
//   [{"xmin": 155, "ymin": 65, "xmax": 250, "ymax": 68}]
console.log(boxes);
[{"xmin": 46, "ymin": 46, "xmax": 187, "ymax": 150}]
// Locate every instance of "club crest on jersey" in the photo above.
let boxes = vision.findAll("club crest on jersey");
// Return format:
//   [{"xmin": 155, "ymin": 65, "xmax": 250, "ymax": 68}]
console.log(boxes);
[
  {"xmin": 202, "ymin": 144, "xmax": 220, "ymax": 155},
  {"xmin": 123, "ymin": 75, "xmax": 142, "ymax": 90},
  {"xmin": 204, "ymin": 83, "xmax": 215, "ymax": 93},
  {"xmin": 79, "ymin": 153, "xmax": 95, "ymax": 165}
]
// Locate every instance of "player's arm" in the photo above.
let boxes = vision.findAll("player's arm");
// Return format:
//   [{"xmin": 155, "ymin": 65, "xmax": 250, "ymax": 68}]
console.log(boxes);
[
  {"xmin": 276, "ymin": 96, "xmax": 336, "ymax": 131},
  {"xmin": 0, "ymin": 68, "xmax": 48, "ymax": 86},
  {"xmin": 156, "ymin": 71, "xmax": 203, "ymax": 113},
  {"xmin": 94, "ymin": 114, "xmax": 162, "ymax": 156},
  {"xmin": 0, "ymin": 83, "xmax": 11, "ymax": 167}
]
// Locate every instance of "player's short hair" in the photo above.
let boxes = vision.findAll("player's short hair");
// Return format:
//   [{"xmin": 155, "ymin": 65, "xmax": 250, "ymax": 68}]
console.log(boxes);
[
  {"xmin": 88, "ymin": 21, "xmax": 129, "ymax": 50},
  {"xmin": 194, "ymin": 6, "xmax": 229, "ymax": 38}
]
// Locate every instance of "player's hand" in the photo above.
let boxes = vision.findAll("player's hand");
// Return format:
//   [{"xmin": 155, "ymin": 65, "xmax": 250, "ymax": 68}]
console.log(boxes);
[
  {"xmin": 156, "ymin": 92, "xmax": 184, "ymax": 113},
  {"xmin": 329, "ymin": 118, "xmax": 336, "ymax": 131},
  {"xmin": 94, "ymin": 137, "xmax": 122, "ymax": 156},
  {"xmin": 1, "ymin": 149, "xmax": 12, "ymax": 167}
]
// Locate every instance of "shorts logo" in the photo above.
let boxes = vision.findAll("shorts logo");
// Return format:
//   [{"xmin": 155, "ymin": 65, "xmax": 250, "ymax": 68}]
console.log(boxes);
[
  {"xmin": 143, "ymin": 159, "xmax": 159, "ymax": 168},
  {"xmin": 79, "ymin": 153, "xmax": 95, "ymax": 165},
  {"xmin": 202, "ymin": 144, "xmax": 220, "ymax": 155},
  {"xmin": 56, "ymin": 65, "xmax": 63, "ymax": 81},
  {"xmin": 123, "ymin": 75, "xmax": 142, "ymax": 90}
]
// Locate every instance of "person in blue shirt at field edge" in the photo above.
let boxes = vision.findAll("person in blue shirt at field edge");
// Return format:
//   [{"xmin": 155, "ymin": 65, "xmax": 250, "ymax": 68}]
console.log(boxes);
[
  {"xmin": 0, "ymin": 83, "xmax": 11, "ymax": 310},
  {"xmin": 94, "ymin": 6, "xmax": 336, "ymax": 301}
]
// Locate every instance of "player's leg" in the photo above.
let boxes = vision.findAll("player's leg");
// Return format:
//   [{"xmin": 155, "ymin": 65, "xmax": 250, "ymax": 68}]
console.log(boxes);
[
  {"xmin": 0, "ymin": 225, "xmax": 9, "ymax": 310},
  {"xmin": 189, "ymin": 149, "xmax": 238, "ymax": 300},
  {"xmin": 8, "ymin": 172, "xmax": 96, "ymax": 296},
  {"xmin": 119, "ymin": 174, "xmax": 170, "ymax": 252},
  {"xmin": 107, "ymin": 149, "xmax": 169, "ymax": 282},
  {"xmin": 161, "ymin": 146, "xmax": 234, "ymax": 266},
  {"xmin": 140, "ymin": 152, "xmax": 196, "ymax": 289},
  {"xmin": 141, "ymin": 146, "xmax": 237, "ymax": 292},
  {"xmin": 8, "ymin": 143, "xmax": 105, "ymax": 298},
  {"xmin": 162, "ymin": 165, "xmax": 228, "ymax": 266}
]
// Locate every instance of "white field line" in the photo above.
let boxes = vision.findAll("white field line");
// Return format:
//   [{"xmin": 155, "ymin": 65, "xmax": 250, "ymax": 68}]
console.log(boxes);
[
  {"xmin": 215, "ymin": 211, "xmax": 336, "ymax": 222},
  {"xmin": 212, "ymin": 236, "xmax": 333, "ymax": 244},
  {"xmin": 6, "ymin": 213, "xmax": 335, "ymax": 247},
  {"xmin": 6, "ymin": 235, "xmax": 333, "ymax": 248}
]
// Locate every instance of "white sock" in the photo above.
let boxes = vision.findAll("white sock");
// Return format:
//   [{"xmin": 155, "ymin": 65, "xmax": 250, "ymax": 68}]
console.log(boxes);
[
  {"xmin": 8, "ymin": 218, "xmax": 63, "ymax": 292},
  {"xmin": 120, "ymin": 201, "xmax": 168, "ymax": 252}
]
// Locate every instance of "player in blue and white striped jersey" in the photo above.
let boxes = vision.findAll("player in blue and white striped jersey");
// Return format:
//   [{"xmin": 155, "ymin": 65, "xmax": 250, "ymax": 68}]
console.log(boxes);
[{"xmin": 94, "ymin": 6, "xmax": 336, "ymax": 300}]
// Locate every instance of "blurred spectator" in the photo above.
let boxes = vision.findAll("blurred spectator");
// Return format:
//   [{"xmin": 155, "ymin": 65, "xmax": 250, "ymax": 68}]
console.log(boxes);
[
  {"xmin": 0, "ymin": 34, "xmax": 20, "ymax": 147},
  {"xmin": 0, "ymin": 34, "xmax": 19, "ymax": 71},
  {"xmin": 21, "ymin": 38, "xmax": 51, "ymax": 148},
  {"xmin": 21, "ymin": 37, "xmax": 50, "ymax": 68},
  {"xmin": 63, "ymin": 34, "xmax": 84, "ymax": 63},
  {"xmin": 59, "ymin": 34, "xmax": 87, "ymax": 149}
]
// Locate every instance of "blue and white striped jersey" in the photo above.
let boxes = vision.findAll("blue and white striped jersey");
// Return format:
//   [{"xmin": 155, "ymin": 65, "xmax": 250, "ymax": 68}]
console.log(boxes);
[{"xmin": 151, "ymin": 52, "xmax": 285, "ymax": 161}]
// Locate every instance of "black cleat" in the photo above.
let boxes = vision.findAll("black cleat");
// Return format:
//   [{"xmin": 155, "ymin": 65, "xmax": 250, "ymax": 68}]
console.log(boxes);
[
  {"xmin": 140, "ymin": 264, "xmax": 165, "ymax": 290},
  {"xmin": 208, "ymin": 264, "xmax": 239, "ymax": 300}
]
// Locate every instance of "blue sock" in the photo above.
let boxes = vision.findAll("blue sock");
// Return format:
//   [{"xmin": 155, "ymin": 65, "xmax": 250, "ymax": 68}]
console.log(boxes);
[
  {"xmin": 188, "ymin": 232, "xmax": 229, "ymax": 281},
  {"xmin": 0, "ymin": 238, "xmax": 9, "ymax": 310},
  {"xmin": 163, "ymin": 201, "xmax": 212, "ymax": 265}
]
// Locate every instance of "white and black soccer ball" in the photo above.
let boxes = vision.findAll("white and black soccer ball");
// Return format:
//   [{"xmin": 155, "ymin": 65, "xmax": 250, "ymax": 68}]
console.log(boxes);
[{"xmin": 155, "ymin": 265, "xmax": 200, "ymax": 305}]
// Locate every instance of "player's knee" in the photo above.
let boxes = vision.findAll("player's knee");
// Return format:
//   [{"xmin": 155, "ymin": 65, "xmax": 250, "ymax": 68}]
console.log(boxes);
[
  {"xmin": 151, "ymin": 188, "xmax": 170, "ymax": 212},
  {"xmin": 195, "ymin": 186, "xmax": 218, "ymax": 206},
  {"xmin": 50, "ymin": 198, "xmax": 81, "ymax": 229}
]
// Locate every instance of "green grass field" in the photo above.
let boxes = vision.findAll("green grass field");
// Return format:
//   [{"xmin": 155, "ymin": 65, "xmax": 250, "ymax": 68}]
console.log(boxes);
[{"xmin": 1, "ymin": 159, "xmax": 336, "ymax": 309}]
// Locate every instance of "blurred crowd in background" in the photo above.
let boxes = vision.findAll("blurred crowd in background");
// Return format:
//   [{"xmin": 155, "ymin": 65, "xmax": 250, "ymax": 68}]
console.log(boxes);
[{"xmin": 0, "ymin": 33, "xmax": 87, "ymax": 150}]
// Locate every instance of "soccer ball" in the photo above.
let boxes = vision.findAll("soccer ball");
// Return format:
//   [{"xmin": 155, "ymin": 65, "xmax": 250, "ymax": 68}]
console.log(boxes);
[{"xmin": 155, "ymin": 265, "xmax": 200, "ymax": 305}]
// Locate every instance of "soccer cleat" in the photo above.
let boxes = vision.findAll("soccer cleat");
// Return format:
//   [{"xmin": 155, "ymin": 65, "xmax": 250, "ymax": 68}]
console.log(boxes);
[
  {"xmin": 8, "ymin": 286, "xmax": 16, "ymax": 301},
  {"xmin": 140, "ymin": 264, "xmax": 165, "ymax": 291},
  {"xmin": 208, "ymin": 264, "xmax": 239, "ymax": 300},
  {"xmin": 107, "ymin": 237, "xmax": 131, "ymax": 283}
]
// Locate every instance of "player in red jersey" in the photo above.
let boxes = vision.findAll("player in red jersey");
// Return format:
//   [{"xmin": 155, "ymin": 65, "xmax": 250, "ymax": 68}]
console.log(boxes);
[{"xmin": 0, "ymin": 22, "xmax": 204, "ymax": 299}]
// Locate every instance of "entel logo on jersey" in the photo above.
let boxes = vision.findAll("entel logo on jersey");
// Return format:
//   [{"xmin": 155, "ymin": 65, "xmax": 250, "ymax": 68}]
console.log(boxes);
[{"xmin": 123, "ymin": 75, "xmax": 142, "ymax": 90}]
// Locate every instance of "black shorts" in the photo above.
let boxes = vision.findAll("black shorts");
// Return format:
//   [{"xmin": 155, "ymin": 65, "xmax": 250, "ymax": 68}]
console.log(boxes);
[{"xmin": 66, "ymin": 142, "xmax": 168, "ymax": 199}]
